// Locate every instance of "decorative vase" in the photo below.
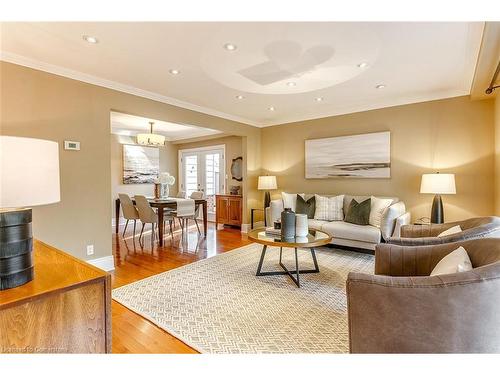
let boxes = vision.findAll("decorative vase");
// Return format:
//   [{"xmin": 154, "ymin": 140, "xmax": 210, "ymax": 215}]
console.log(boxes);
[
  {"xmin": 295, "ymin": 214, "xmax": 309, "ymax": 237},
  {"xmin": 154, "ymin": 183, "xmax": 161, "ymax": 199},
  {"xmin": 281, "ymin": 208, "xmax": 296, "ymax": 239},
  {"xmin": 161, "ymin": 184, "xmax": 170, "ymax": 198}
]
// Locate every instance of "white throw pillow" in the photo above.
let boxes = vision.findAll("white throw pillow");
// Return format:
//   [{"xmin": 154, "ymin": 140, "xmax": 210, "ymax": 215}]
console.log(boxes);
[
  {"xmin": 437, "ymin": 225, "xmax": 462, "ymax": 237},
  {"xmin": 369, "ymin": 196, "xmax": 393, "ymax": 228},
  {"xmin": 430, "ymin": 246, "xmax": 473, "ymax": 276},
  {"xmin": 281, "ymin": 192, "xmax": 304, "ymax": 212},
  {"xmin": 314, "ymin": 194, "xmax": 344, "ymax": 221}
]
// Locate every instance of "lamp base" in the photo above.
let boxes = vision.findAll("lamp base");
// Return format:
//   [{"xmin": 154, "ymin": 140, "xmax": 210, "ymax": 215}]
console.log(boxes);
[
  {"xmin": 430, "ymin": 195, "xmax": 444, "ymax": 224},
  {"xmin": 264, "ymin": 191, "xmax": 271, "ymax": 209},
  {"xmin": 0, "ymin": 208, "xmax": 34, "ymax": 290}
]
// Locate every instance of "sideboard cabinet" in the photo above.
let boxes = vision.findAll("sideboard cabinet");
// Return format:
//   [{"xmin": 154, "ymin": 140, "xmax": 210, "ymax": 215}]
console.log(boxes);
[{"xmin": 215, "ymin": 194, "xmax": 242, "ymax": 228}]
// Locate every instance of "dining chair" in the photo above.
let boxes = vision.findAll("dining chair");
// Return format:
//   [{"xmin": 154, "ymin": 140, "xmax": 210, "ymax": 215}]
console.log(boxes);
[
  {"xmin": 173, "ymin": 198, "xmax": 196, "ymax": 236},
  {"xmin": 176, "ymin": 190, "xmax": 186, "ymax": 198},
  {"xmin": 118, "ymin": 193, "xmax": 139, "ymax": 238},
  {"xmin": 134, "ymin": 195, "xmax": 159, "ymax": 243},
  {"xmin": 188, "ymin": 191, "xmax": 204, "ymax": 234}
]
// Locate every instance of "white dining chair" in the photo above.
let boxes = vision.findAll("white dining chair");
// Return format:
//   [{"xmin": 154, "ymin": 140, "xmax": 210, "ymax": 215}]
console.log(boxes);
[
  {"xmin": 118, "ymin": 193, "xmax": 139, "ymax": 238},
  {"xmin": 187, "ymin": 191, "xmax": 204, "ymax": 234},
  {"xmin": 134, "ymin": 195, "xmax": 159, "ymax": 243},
  {"xmin": 173, "ymin": 198, "xmax": 196, "ymax": 236}
]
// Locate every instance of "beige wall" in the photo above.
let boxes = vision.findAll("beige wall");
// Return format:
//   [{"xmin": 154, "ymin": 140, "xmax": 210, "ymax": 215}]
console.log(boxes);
[
  {"xmin": 110, "ymin": 134, "xmax": 178, "ymax": 221},
  {"xmin": 495, "ymin": 96, "xmax": 500, "ymax": 214},
  {"xmin": 176, "ymin": 135, "xmax": 243, "ymax": 194},
  {"xmin": 261, "ymin": 96, "xmax": 495, "ymax": 222},
  {"xmin": 0, "ymin": 61, "xmax": 261, "ymax": 261}
]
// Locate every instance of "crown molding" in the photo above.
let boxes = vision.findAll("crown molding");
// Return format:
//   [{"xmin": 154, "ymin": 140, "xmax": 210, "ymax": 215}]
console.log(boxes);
[{"xmin": 0, "ymin": 51, "xmax": 264, "ymax": 128}]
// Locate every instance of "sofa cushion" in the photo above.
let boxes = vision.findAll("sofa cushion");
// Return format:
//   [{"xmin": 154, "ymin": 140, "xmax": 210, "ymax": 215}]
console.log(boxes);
[
  {"xmin": 296, "ymin": 195, "xmax": 316, "ymax": 219},
  {"xmin": 281, "ymin": 192, "xmax": 304, "ymax": 212},
  {"xmin": 308, "ymin": 219, "xmax": 326, "ymax": 230},
  {"xmin": 344, "ymin": 195, "xmax": 398, "ymax": 217},
  {"xmin": 314, "ymin": 194, "xmax": 344, "ymax": 221},
  {"xmin": 321, "ymin": 221, "xmax": 381, "ymax": 244},
  {"xmin": 369, "ymin": 196, "xmax": 393, "ymax": 228},
  {"xmin": 345, "ymin": 198, "xmax": 371, "ymax": 225}
]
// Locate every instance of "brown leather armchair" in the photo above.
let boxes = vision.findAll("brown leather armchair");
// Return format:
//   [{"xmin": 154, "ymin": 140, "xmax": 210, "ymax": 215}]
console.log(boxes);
[
  {"xmin": 387, "ymin": 216, "xmax": 500, "ymax": 246},
  {"xmin": 347, "ymin": 238, "xmax": 500, "ymax": 353}
]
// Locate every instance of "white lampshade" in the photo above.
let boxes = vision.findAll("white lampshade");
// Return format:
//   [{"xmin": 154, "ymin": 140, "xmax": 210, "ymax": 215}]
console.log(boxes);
[
  {"xmin": 420, "ymin": 173, "xmax": 456, "ymax": 194},
  {"xmin": 258, "ymin": 175, "xmax": 277, "ymax": 190},
  {"xmin": 0, "ymin": 136, "xmax": 61, "ymax": 208},
  {"xmin": 137, "ymin": 133, "xmax": 165, "ymax": 146}
]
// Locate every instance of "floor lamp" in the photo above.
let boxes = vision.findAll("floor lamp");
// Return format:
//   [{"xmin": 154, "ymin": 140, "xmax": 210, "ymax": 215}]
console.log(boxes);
[
  {"xmin": 258, "ymin": 176, "xmax": 277, "ymax": 226},
  {"xmin": 420, "ymin": 173, "xmax": 456, "ymax": 224}
]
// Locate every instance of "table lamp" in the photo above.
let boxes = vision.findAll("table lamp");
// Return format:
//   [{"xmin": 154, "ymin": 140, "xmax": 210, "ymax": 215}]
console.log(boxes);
[
  {"xmin": 258, "ymin": 175, "xmax": 277, "ymax": 209},
  {"xmin": 0, "ymin": 136, "xmax": 60, "ymax": 290},
  {"xmin": 420, "ymin": 172, "xmax": 456, "ymax": 224}
]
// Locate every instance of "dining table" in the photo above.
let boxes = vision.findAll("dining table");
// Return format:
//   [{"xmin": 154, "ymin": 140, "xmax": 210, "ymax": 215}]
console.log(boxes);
[{"xmin": 115, "ymin": 197, "xmax": 208, "ymax": 246}]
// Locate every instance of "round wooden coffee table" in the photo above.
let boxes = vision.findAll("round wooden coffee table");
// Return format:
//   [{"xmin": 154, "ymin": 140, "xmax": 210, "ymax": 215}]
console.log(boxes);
[{"xmin": 247, "ymin": 228, "xmax": 332, "ymax": 287}]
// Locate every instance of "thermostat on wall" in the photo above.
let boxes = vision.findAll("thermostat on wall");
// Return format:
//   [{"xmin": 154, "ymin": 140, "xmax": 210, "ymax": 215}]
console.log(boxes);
[{"xmin": 64, "ymin": 140, "xmax": 80, "ymax": 151}]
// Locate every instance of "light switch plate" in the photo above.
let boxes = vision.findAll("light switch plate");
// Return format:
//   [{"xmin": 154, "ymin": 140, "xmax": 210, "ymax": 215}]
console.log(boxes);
[
  {"xmin": 86, "ymin": 244, "xmax": 94, "ymax": 256},
  {"xmin": 64, "ymin": 140, "xmax": 80, "ymax": 151}
]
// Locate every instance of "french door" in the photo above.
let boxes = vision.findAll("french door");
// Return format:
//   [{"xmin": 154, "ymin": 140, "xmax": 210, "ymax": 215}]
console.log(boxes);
[{"xmin": 179, "ymin": 146, "xmax": 225, "ymax": 220}]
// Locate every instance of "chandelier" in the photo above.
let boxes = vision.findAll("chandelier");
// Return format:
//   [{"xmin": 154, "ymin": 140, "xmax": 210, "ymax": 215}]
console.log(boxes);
[{"xmin": 137, "ymin": 121, "xmax": 165, "ymax": 146}]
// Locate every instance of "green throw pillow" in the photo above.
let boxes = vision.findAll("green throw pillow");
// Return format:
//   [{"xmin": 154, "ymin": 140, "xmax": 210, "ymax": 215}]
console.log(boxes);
[
  {"xmin": 345, "ymin": 198, "xmax": 371, "ymax": 225},
  {"xmin": 295, "ymin": 195, "xmax": 316, "ymax": 219}
]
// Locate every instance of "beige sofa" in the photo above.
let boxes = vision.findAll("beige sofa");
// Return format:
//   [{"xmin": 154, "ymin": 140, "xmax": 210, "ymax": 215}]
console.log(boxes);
[
  {"xmin": 265, "ymin": 194, "xmax": 410, "ymax": 251},
  {"xmin": 347, "ymin": 238, "xmax": 500, "ymax": 353}
]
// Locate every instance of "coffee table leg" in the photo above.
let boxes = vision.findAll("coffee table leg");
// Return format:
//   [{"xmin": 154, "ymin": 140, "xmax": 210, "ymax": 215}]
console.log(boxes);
[
  {"xmin": 310, "ymin": 248, "xmax": 320, "ymax": 272},
  {"xmin": 279, "ymin": 247, "xmax": 282, "ymax": 263},
  {"xmin": 256, "ymin": 245, "xmax": 267, "ymax": 276},
  {"xmin": 294, "ymin": 247, "xmax": 300, "ymax": 287}
]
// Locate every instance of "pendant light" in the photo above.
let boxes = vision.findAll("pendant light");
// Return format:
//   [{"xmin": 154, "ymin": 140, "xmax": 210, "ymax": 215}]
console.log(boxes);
[{"xmin": 137, "ymin": 121, "xmax": 165, "ymax": 146}]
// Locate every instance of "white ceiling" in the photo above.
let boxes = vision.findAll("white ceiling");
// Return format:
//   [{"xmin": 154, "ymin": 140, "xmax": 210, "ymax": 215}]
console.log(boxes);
[
  {"xmin": 110, "ymin": 111, "xmax": 222, "ymax": 141},
  {"xmin": 0, "ymin": 22, "xmax": 484, "ymax": 127}
]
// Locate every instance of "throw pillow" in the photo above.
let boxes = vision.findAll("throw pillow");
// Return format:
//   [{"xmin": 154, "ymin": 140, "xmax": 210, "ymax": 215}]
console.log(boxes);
[
  {"xmin": 430, "ymin": 246, "xmax": 473, "ymax": 276},
  {"xmin": 296, "ymin": 195, "xmax": 316, "ymax": 219},
  {"xmin": 314, "ymin": 194, "xmax": 344, "ymax": 221},
  {"xmin": 281, "ymin": 192, "xmax": 304, "ymax": 212},
  {"xmin": 344, "ymin": 198, "xmax": 371, "ymax": 225},
  {"xmin": 369, "ymin": 196, "xmax": 393, "ymax": 228},
  {"xmin": 437, "ymin": 225, "xmax": 462, "ymax": 237}
]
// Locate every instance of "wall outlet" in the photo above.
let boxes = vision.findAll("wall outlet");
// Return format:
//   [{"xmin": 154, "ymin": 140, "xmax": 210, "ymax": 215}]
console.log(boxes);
[{"xmin": 86, "ymin": 244, "xmax": 94, "ymax": 256}]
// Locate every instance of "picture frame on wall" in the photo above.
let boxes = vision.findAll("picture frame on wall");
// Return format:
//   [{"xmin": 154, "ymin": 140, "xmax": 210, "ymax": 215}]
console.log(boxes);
[
  {"xmin": 122, "ymin": 144, "xmax": 160, "ymax": 184},
  {"xmin": 305, "ymin": 131, "xmax": 391, "ymax": 179}
]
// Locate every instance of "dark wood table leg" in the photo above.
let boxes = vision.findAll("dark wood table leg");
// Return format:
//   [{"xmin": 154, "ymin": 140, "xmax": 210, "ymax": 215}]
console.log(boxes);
[
  {"xmin": 251, "ymin": 209, "xmax": 254, "ymax": 230},
  {"xmin": 115, "ymin": 199, "xmax": 120, "ymax": 234},
  {"xmin": 158, "ymin": 206, "xmax": 164, "ymax": 246},
  {"xmin": 202, "ymin": 201, "xmax": 207, "ymax": 237}
]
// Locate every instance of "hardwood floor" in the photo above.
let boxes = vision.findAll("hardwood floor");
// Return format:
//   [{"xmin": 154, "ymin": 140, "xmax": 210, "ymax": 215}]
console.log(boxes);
[{"xmin": 111, "ymin": 221, "xmax": 251, "ymax": 353}]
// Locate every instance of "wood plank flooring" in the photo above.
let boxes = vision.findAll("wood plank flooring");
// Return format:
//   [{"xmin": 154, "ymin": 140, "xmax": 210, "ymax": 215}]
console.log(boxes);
[{"xmin": 111, "ymin": 221, "xmax": 251, "ymax": 353}]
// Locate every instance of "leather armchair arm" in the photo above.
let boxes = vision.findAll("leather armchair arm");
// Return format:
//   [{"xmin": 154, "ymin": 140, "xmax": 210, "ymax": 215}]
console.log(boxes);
[
  {"xmin": 374, "ymin": 242, "xmax": 467, "ymax": 276},
  {"xmin": 346, "ymin": 266, "xmax": 500, "ymax": 353}
]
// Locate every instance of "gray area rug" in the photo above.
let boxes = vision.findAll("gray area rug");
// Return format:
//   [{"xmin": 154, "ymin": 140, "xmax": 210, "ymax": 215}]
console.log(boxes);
[{"xmin": 112, "ymin": 243, "xmax": 374, "ymax": 353}]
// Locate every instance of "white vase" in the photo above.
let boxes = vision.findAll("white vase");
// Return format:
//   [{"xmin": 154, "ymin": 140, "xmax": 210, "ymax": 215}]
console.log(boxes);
[{"xmin": 295, "ymin": 214, "xmax": 309, "ymax": 237}]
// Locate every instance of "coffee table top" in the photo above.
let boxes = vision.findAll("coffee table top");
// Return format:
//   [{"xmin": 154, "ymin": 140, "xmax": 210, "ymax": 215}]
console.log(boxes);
[{"xmin": 247, "ymin": 228, "xmax": 332, "ymax": 248}]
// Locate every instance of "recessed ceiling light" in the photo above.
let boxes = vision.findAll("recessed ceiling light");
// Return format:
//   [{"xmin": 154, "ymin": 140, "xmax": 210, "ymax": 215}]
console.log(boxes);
[
  {"xmin": 236, "ymin": 95, "xmax": 244, "ymax": 100},
  {"xmin": 286, "ymin": 82, "xmax": 296, "ymax": 87},
  {"xmin": 375, "ymin": 84, "xmax": 386, "ymax": 89},
  {"xmin": 169, "ymin": 69, "xmax": 180, "ymax": 75},
  {"xmin": 268, "ymin": 106, "xmax": 275, "ymax": 111},
  {"xmin": 315, "ymin": 97, "xmax": 324, "ymax": 102},
  {"xmin": 83, "ymin": 35, "xmax": 98, "ymax": 44},
  {"xmin": 224, "ymin": 43, "xmax": 237, "ymax": 51},
  {"xmin": 357, "ymin": 62, "xmax": 369, "ymax": 68}
]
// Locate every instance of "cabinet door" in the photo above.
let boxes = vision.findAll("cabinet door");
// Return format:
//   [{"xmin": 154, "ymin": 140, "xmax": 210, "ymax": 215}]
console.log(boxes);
[
  {"xmin": 216, "ymin": 196, "xmax": 229, "ymax": 224},
  {"xmin": 228, "ymin": 198, "xmax": 242, "ymax": 225}
]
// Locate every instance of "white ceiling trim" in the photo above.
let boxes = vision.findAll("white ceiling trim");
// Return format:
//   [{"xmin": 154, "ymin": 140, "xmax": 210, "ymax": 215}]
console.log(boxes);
[{"xmin": 0, "ymin": 51, "xmax": 263, "ymax": 128}]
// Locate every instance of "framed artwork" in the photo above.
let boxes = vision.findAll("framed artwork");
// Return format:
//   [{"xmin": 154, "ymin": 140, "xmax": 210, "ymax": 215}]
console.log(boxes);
[
  {"xmin": 231, "ymin": 156, "xmax": 243, "ymax": 181},
  {"xmin": 122, "ymin": 144, "xmax": 159, "ymax": 184},
  {"xmin": 305, "ymin": 131, "xmax": 390, "ymax": 178}
]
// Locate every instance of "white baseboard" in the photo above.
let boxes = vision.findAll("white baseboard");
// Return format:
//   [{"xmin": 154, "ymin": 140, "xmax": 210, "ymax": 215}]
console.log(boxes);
[{"xmin": 87, "ymin": 255, "xmax": 115, "ymax": 272}]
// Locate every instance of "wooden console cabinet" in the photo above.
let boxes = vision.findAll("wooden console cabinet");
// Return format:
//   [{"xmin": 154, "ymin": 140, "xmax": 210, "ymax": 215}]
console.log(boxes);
[
  {"xmin": 0, "ymin": 240, "xmax": 111, "ymax": 353},
  {"xmin": 216, "ymin": 194, "xmax": 242, "ymax": 227}
]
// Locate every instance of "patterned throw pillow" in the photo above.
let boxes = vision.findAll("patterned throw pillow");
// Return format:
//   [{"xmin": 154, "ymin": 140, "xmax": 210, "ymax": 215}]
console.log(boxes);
[
  {"xmin": 345, "ymin": 198, "xmax": 371, "ymax": 225},
  {"xmin": 296, "ymin": 195, "xmax": 316, "ymax": 219},
  {"xmin": 314, "ymin": 194, "xmax": 344, "ymax": 221}
]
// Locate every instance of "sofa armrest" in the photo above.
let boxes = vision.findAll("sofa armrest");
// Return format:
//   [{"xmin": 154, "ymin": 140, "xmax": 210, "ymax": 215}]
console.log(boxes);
[
  {"xmin": 392, "ymin": 212, "xmax": 411, "ymax": 238},
  {"xmin": 380, "ymin": 201, "xmax": 406, "ymax": 241},
  {"xmin": 266, "ymin": 199, "xmax": 283, "ymax": 226},
  {"xmin": 347, "ymin": 268, "xmax": 500, "ymax": 353}
]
